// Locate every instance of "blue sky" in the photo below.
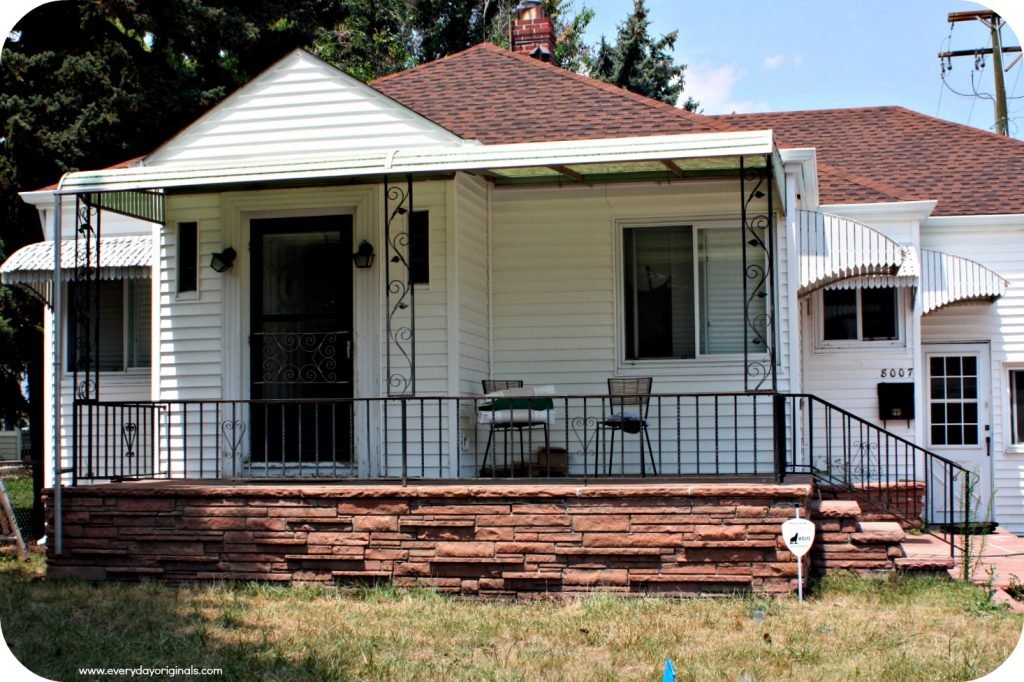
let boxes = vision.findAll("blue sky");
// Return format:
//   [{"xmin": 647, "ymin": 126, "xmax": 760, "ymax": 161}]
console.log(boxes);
[{"xmin": 583, "ymin": 0, "xmax": 1024, "ymax": 138}]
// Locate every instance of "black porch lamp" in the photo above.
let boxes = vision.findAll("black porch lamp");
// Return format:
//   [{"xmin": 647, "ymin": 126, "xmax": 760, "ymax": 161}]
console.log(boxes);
[
  {"xmin": 352, "ymin": 240, "xmax": 375, "ymax": 269},
  {"xmin": 209, "ymin": 247, "xmax": 237, "ymax": 273}
]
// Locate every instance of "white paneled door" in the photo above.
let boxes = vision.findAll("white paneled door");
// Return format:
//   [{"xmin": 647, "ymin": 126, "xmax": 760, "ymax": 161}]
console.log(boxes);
[{"xmin": 924, "ymin": 343, "xmax": 992, "ymax": 522}]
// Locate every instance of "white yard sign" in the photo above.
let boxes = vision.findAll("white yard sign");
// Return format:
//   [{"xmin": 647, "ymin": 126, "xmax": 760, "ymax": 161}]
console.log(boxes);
[{"xmin": 781, "ymin": 515, "xmax": 816, "ymax": 602}]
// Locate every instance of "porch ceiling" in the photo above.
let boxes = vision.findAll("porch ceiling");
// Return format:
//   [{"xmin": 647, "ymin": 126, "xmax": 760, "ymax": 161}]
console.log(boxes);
[{"xmin": 55, "ymin": 131, "xmax": 784, "ymax": 205}]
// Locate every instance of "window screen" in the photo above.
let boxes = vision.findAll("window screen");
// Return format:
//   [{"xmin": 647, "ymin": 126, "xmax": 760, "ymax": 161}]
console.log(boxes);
[
  {"xmin": 68, "ymin": 280, "xmax": 151, "ymax": 371},
  {"xmin": 861, "ymin": 287, "xmax": 898, "ymax": 340},
  {"xmin": 623, "ymin": 226, "xmax": 694, "ymax": 360}
]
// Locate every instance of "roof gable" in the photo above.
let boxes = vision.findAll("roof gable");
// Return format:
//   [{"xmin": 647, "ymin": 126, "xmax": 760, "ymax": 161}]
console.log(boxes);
[
  {"xmin": 145, "ymin": 50, "xmax": 467, "ymax": 165},
  {"xmin": 371, "ymin": 43, "xmax": 733, "ymax": 144},
  {"xmin": 715, "ymin": 107, "xmax": 1024, "ymax": 216}
]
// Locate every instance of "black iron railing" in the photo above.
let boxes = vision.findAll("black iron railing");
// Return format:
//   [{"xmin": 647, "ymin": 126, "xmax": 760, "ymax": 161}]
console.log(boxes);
[
  {"xmin": 70, "ymin": 392, "xmax": 788, "ymax": 483},
  {"xmin": 68, "ymin": 392, "xmax": 972, "ymax": 552},
  {"xmin": 779, "ymin": 393, "xmax": 973, "ymax": 555}
]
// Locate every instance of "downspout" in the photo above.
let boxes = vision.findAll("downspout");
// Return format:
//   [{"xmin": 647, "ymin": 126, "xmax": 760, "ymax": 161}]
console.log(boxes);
[
  {"xmin": 51, "ymin": 175, "xmax": 69, "ymax": 555},
  {"xmin": 486, "ymin": 181, "xmax": 493, "ymax": 377}
]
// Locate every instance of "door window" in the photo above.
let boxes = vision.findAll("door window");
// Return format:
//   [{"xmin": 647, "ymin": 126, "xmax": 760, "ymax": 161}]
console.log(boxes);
[{"xmin": 929, "ymin": 355, "xmax": 979, "ymax": 446}]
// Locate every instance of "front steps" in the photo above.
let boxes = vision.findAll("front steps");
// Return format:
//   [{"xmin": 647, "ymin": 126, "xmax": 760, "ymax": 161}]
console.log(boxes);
[{"xmin": 809, "ymin": 499, "xmax": 954, "ymax": 577}]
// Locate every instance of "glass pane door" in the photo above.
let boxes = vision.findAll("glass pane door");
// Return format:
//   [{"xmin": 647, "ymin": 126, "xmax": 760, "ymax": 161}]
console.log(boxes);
[{"xmin": 251, "ymin": 216, "xmax": 353, "ymax": 465}]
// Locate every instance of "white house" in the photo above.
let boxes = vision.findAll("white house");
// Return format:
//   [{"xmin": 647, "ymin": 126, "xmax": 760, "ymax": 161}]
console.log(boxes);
[{"xmin": 3, "ymin": 6, "xmax": 1022, "ymax": 539}]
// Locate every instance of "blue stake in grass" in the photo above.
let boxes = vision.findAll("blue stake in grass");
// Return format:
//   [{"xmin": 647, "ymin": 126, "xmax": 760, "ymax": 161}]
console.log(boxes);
[{"xmin": 662, "ymin": 658, "xmax": 676, "ymax": 682}]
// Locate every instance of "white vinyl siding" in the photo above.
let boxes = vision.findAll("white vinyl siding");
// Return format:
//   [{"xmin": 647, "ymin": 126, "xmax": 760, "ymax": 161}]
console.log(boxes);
[
  {"xmin": 489, "ymin": 180, "xmax": 791, "ymax": 395},
  {"xmin": 454, "ymin": 172, "xmax": 490, "ymax": 395},
  {"xmin": 802, "ymin": 287, "xmax": 916, "ymax": 444},
  {"xmin": 921, "ymin": 219, "xmax": 1024, "ymax": 532},
  {"xmin": 161, "ymin": 194, "xmax": 226, "ymax": 400},
  {"xmin": 145, "ymin": 51, "xmax": 463, "ymax": 165}
]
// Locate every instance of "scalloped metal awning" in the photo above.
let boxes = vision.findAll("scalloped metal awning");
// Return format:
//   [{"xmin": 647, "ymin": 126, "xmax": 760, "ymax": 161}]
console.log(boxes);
[
  {"xmin": 920, "ymin": 249, "xmax": 1009, "ymax": 314},
  {"xmin": 0, "ymin": 235, "xmax": 153, "ymax": 286},
  {"xmin": 797, "ymin": 210, "xmax": 909, "ymax": 294}
]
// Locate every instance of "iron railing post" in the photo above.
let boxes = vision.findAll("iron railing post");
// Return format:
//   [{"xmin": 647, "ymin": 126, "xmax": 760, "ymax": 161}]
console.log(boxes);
[{"xmin": 772, "ymin": 394, "xmax": 787, "ymax": 483}]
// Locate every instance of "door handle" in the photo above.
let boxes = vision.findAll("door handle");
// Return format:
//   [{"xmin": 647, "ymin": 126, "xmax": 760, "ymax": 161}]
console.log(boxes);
[
  {"xmin": 986, "ymin": 435, "xmax": 991, "ymax": 457},
  {"xmin": 347, "ymin": 340, "xmax": 352, "ymax": 359}
]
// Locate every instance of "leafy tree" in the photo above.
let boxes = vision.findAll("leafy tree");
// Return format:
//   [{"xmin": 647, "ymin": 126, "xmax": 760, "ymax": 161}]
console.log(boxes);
[
  {"xmin": 311, "ymin": 0, "xmax": 415, "ymax": 82},
  {"xmin": 588, "ymin": 0, "xmax": 697, "ymax": 110}
]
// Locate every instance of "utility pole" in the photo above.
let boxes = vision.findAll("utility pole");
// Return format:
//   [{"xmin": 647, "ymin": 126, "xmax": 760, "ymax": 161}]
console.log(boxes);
[{"xmin": 939, "ymin": 9, "xmax": 1021, "ymax": 136}]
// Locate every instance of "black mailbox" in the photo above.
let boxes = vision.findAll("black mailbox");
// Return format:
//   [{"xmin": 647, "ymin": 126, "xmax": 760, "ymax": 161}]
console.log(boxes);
[{"xmin": 877, "ymin": 382, "xmax": 914, "ymax": 421}]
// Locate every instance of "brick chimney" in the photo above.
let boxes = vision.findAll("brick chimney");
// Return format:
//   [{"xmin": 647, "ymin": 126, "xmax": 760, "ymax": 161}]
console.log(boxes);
[{"xmin": 511, "ymin": 1, "xmax": 556, "ymax": 63}]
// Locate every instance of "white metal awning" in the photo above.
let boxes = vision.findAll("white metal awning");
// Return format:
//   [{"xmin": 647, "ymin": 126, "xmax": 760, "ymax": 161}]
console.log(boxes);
[
  {"xmin": 798, "ymin": 210, "xmax": 907, "ymax": 294},
  {"xmin": 54, "ymin": 130, "xmax": 784, "ymax": 198},
  {"xmin": 920, "ymin": 249, "xmax": 1009, "ymax": 314},
  {"xmin": 0, "ymin": 235, "xmax": 153, "ymax": 286}
]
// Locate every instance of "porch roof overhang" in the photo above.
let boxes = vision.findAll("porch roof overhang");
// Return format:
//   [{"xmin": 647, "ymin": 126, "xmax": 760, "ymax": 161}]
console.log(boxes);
[
  {"xmin": 797, "ymin": 210, "xmax": 910, "ymax": 294},
  {"xmin": 920, "ymin": 249, "xmax": 1009, "ymax": 314},
  {"xmin": 0, "ymin": 235, "xmax": 153, "ymax": 286},
  {"xmin": 53, "ymin": 130, "xmax": 785, "ymax": 208}
]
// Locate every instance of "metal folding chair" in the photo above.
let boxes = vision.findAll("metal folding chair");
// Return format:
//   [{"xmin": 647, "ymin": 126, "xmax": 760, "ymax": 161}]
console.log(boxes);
[{"xmin": 600, "ymin": 377, "xmax": 657, "ymax": 476}]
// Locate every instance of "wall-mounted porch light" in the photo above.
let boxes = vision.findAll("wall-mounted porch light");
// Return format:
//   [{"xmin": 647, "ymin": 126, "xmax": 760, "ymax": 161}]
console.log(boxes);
[
  {"xmin": 352, "ymin": 240, "xmax": 375, "ymax": 269},
  {"xmin": 209, "ymin": 247, "xmax": 237, "ymax": 273}
]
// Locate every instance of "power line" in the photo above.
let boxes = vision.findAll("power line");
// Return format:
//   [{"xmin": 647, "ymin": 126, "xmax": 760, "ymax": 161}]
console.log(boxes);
[{"xmin": 938, "ymin": 9, "xmax": 1020, "ymax": 136}]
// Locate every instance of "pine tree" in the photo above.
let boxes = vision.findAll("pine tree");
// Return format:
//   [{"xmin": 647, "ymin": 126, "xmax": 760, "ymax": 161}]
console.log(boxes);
[{"xmin": 588, "ymin": 0, "xmax": 697, "ymax": 110}]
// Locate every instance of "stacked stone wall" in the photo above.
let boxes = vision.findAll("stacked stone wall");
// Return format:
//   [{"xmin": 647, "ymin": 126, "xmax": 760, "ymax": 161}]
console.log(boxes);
[{"xmin": 46, "ymin": 482, "xmax": 813, "ymax": 595}]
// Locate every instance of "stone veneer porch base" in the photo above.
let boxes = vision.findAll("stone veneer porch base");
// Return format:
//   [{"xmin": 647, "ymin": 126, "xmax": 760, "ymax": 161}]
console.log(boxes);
[{"xmin": 46, "ymin": 481, "xmax": 821, "ymax": 595}]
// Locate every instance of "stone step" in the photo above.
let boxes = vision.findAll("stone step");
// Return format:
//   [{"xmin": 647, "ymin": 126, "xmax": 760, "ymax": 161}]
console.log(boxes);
[
  {"xmin": 809, "ymin": 500, "xmax": 861, "ymax": 519},
  {"xmin": 852, "ymin": 521, "xmax": 906, "ymax": 545},
  {"xmin": 894, "ymin": 555, "xmax": 956, "ymax": 572}
]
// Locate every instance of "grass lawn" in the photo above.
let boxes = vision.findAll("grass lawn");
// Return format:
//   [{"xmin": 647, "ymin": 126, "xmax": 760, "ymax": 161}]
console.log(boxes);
[
  {"xmin": 2, "ymin": 466, "xmax": 34, "ymax": 536},
  {"xmin": 0, "ymin": 555, "xmax": 1021, "ymax": 681}
]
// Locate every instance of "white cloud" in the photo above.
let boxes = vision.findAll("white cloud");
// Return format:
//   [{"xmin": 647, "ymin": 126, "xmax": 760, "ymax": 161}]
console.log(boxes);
[
  {"xmin": 762, "ymin": 53, "xmax": 804, "ymax": 71},
  {"xmin": 682, "ymin": 62, "xmax": 770, "ymax": 115}
]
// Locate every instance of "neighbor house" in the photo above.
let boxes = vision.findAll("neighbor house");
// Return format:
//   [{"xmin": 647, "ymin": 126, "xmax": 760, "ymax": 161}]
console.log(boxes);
[{"xmin": 3, "ymin": 3, "xmax": 1022, "ymax": 593}]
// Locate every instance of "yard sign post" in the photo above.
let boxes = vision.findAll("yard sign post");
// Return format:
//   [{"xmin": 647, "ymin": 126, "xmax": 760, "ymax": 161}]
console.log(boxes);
[{"xmin": 781, "ymin": 508, "xmax": 815, "ymax": 602}]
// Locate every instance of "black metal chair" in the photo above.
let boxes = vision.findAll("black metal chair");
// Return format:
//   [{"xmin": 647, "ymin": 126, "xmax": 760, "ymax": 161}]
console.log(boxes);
[
  {"xmin": 478, "ymin": 379, "xmax": 551, "ymax": 476},
  {"xmin": 600, "ymin": 377, "xmax": 657, "ymax": 476}
]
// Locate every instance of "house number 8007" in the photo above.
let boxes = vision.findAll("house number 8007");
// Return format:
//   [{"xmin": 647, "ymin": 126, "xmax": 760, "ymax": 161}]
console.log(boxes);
[{"xmin": 880, "ymin": 368, "xmax": 913, "ymax": 378}]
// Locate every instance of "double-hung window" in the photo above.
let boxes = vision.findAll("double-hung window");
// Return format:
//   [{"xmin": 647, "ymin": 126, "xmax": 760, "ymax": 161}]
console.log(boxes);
[
  {"xmin": 1011, "ymin": 369, "xmax": 1024, "ymax": 447},
  {"xmin": 68, "ymin": 279, "xmax": 152, "ymax": 372},
  {"xmin": 821, "ymin": 286, "xmax": 900, "ymax": 344},
  {"xmin": 622, "ymin": 223, "xmax": 766, "ymax": 360}
]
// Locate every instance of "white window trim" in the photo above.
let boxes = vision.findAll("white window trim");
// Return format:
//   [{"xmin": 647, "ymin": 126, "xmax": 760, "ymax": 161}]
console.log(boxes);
[
  {"xmin": 61, "ymin": 279, "xmax": 153, "ymax": 378},
  {"xmin": 614, "ymin": 218, "xmax": 770, "ymax": 369},
  {"xmin": 1008, "ymin": 364, "xmax": 1024, "ymax": 454},
  {"xmin": 175, "ymin": 220, "xmax": 200, "ymax": 301},
  {"xmin": 813, "ymin": 287, "xmax": 908, "ymax": 353}
]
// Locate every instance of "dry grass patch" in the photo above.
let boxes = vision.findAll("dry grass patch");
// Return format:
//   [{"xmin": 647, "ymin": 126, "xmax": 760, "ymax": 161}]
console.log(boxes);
[{"xmin": 0, "ymin": 555, "xmax": 1020, "ymax": 681}]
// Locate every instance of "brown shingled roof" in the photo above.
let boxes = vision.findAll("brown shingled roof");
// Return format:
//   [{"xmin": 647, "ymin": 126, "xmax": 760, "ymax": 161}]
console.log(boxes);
[
  {"xmin": 712, "ymin": 107, "xmax": 1024, "ymax": 216},
  {"xmin": 371, "ymin": 43, "xmax": 733, "ymax": 143}
]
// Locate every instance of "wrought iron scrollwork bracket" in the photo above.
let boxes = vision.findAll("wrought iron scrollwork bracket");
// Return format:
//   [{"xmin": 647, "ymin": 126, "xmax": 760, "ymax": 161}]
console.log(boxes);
[
  {"xmin": 740, "ymin": 156, "xmax": 778, "ymax": 393},
  {"xmin": 384, "ymin": 174, "xmax": 416, "ymax": 396}
]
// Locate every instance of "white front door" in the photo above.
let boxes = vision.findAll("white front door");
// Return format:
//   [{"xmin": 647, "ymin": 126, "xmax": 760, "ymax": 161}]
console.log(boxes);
[{"xmin": 924, "ymin": 343, "xmax": 992, "ymax": 522}]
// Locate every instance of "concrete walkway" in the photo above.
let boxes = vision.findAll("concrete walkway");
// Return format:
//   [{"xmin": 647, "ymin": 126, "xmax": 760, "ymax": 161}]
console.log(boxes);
[{"xmin": 901, "ymin": 528, "xmax": 1024, "ymax": 611}]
